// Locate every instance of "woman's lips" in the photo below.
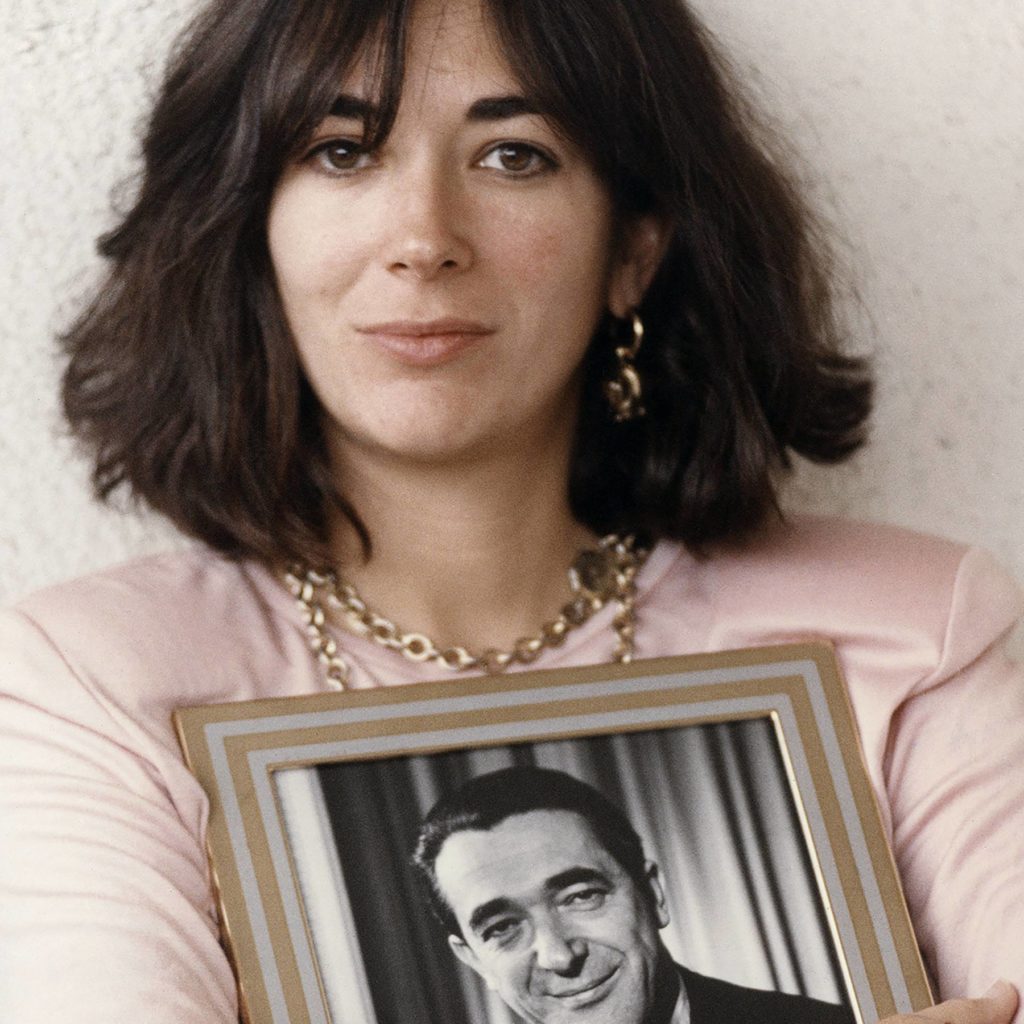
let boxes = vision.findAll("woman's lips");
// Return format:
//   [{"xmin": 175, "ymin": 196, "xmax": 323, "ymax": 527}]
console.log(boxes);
[{"xmin": 356, "ymin": 319, "xmax": 493, "ymax": 368}]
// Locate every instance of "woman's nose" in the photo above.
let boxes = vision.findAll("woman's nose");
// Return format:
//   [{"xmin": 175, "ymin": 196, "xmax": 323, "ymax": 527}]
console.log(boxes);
[
  {"xmin": 532, "ymin": 918, "xmax": 586, "ymax": 974},
  {"xmin": 384, "ymin": 163, "xmax": 473, "ymax": 280}
]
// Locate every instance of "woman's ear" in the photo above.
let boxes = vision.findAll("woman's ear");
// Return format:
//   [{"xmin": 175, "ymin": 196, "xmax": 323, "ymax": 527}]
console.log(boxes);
[{"xmin": 607, "ymin": 213, "xmax": 672, "ymax": 318}]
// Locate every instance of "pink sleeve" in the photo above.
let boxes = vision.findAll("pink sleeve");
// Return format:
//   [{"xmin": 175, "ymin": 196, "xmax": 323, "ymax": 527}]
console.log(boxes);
[
  {"xmin": 884, "ymin": 547, "xmax": 1024, "ymax": 1017},
  {"xmin": 0, "ymin": 609, "xmax": 238, "ymax": 1024}
]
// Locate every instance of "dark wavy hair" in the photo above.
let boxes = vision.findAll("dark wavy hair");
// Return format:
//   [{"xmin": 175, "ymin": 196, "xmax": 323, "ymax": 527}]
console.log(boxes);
[
  {"xmin": 61, "ymin": 0, "xmax": 872, "ymax": 567},
  {"xmin": 411, "ymin": 766, "xmax": 650, "ymax": 938}
]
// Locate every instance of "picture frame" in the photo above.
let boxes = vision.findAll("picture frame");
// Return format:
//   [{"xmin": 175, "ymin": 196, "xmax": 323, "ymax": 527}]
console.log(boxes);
[{"xmin": 174, "ymin": 642, "xmax": 932, "ymax": 1024}]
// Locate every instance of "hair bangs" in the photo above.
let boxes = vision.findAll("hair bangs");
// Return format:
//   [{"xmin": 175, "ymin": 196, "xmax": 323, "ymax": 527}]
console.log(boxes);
[
  {"xmin": 248, "ymin": 0, "xmax": 414, "ymax": 185},
  {"xmin": 483, "ymin": 0, "xmax": 665, "ymax": 214}
]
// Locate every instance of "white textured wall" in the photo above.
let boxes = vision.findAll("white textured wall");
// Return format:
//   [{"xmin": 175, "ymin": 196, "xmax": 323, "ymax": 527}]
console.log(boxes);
[{"xmin": 3, "ymin": 1, "xmax": 1023, "ymax": 608}]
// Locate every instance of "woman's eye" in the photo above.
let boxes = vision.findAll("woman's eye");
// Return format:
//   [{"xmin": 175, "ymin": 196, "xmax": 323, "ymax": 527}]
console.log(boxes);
[
  {"xmin": 306, "ymin": 139, "xmax": 373, "ymax": 175},
  {"xmin": 477, "ymin": 142, "xmax": 556, "ymax": 177}
]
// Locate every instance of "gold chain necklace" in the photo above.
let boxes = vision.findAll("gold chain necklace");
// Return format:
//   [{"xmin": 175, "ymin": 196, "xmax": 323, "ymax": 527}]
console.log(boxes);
[{"xmin": 285, "ymin": 534, "xmax": 648, "ymax": 688}]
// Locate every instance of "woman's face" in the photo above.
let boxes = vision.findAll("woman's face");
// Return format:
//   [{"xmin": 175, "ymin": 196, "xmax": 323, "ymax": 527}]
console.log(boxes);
[{"xmin": 268, "ymin": 0, "xmax": 661, "ymax": 470}]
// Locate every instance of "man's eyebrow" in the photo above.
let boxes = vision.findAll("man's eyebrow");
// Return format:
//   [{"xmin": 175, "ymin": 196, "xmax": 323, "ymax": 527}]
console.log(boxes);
[
  {"xmin": 464, "ymin": 867, "xmax": 612, "ymax": 933},
  {"xmin": 328, "ymin": 94, "xmax": 378, "ymax": 120},
  {"xmin": 467, "ymin": 897, "xmax": 517, "ymax": 935},
  {"xmin": 466, "ymin": 95, "xmax": 542, "ymax": 121},
  {"xmin": 544, "ymin": 866, "xmax": 612, "ymax": 894}
]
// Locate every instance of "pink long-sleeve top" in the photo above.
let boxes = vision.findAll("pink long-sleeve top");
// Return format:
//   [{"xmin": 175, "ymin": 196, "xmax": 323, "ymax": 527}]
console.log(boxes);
[{"xmin": 1, "ymin": 516, "xmax": 1022, "ymax": 1022}]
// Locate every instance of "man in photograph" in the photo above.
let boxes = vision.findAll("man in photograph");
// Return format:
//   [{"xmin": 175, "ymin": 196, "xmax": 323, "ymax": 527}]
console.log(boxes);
[{"xmin": 412, "ymin": 765, "xmax": 855, "ymax": 1024}]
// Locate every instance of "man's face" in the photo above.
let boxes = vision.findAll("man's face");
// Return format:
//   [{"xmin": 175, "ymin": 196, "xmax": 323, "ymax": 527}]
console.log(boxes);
[{"xmin": 434, "ymin": 809, "xmax": 671, "ymax": 1024}]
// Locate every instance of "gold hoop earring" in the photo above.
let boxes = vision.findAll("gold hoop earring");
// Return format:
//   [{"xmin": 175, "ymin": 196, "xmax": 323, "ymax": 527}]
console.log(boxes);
[{"xmin": 603, "ymin": 312, "xmax": 646, "ymax": 422}]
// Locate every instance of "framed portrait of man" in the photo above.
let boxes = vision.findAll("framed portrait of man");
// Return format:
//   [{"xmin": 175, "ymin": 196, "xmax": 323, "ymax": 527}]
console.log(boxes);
[{"xmin": 174, "ymin": 643, "xmax": 932, "ymax": 1024}]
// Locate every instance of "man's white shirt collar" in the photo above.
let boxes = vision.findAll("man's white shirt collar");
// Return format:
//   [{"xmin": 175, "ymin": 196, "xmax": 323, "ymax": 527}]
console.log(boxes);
[{"xmin": 668, "ymin": 971, "xmax": 691, "ymax": 1024}]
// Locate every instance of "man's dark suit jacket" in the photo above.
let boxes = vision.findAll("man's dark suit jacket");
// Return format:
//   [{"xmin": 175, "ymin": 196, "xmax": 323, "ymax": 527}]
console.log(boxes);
[{"xmin": 680, "ymin": 966, "xmax": 856, "ymax": 1024}]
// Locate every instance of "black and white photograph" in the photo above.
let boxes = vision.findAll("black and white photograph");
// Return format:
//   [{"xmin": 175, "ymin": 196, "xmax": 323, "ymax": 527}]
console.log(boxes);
[
  {"xmin": 174, "ymin": 647, "xmax": 933, "ymax": 1024},
  {"xmin": 276, "ymin": 721, "xmax": 853, "ymax": 1024}
]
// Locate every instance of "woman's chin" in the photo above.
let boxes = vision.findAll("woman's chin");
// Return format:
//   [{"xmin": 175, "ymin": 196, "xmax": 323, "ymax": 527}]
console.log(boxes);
[
  {"xmin": 323, "ymin": 393, "xmax": 575, "ymax": 474},
  {"xmin": 328, "ymin": 418, "xmax": 515, "ymax": 471}
]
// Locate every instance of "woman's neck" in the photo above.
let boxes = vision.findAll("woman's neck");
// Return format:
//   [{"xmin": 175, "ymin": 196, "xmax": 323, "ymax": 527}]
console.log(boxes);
[{"xmin": 326, "ymin": 441, "xmax": 596, "ymax": 654}]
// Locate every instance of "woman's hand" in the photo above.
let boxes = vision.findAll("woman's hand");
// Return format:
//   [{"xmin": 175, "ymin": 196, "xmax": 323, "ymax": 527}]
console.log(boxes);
[{"xmin": 879, "ymin": 981, "xmax": 1018, "ymax": 1024}]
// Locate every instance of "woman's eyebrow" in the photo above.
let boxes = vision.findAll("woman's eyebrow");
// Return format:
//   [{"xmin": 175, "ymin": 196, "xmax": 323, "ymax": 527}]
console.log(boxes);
[
  {"xmin": 466, "ymin": 95, "xmax": 541, "ymax": 122},
  {"xmin": 328, "ymin": 94, "xmax": 377, "ymax": 120},
  {"xmin": 326, "ymin": 93, "xmax": 540, "ymax": 123}
]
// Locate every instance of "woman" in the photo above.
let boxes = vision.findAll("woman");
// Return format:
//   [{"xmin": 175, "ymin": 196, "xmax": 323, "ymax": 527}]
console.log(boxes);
[{"xmin": 2, "ymin": 0, "xmax": 1021, "ymax": 1021}]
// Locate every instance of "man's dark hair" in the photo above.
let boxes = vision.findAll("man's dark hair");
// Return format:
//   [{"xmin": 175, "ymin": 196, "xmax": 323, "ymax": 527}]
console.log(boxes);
[
  {"xmin": 61, "ymin": 0, "xmax": 872, "ymax": 567},
  {"xmin": 411, "ymin": 766, "xmax": 648, "ymax": 937}
]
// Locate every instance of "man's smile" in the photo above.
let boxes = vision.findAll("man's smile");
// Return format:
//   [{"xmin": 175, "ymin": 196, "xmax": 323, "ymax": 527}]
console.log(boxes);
[{"xmin": 544, "ymin": 964, "xmax": 621, "ymax": 1006}]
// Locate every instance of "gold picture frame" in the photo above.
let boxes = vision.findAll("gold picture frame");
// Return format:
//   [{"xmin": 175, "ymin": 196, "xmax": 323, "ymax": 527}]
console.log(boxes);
[{"xmin": 174, "ymin": 642, "xmax": 932, "ymax": 1024}]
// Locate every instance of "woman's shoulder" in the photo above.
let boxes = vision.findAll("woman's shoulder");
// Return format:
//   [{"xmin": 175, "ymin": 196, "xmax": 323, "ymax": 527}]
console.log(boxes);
[
  {"xmin": 707, "ymin": 514, "xmax": 1021, "ymax": 630},
  {"xmin": 8, "ymin": 545, "xmax": 282, "ymax": 655},
  {"xmin": 714, "ymin": 513, "xmax": 969, "ymax": 581},
  {"xmin": 1, "ymin": 547, "xmax": 314, "ymax": 735},
  {"xmin": 643, "ymin": 515, "xmax": 1021, "ymax": 688}
]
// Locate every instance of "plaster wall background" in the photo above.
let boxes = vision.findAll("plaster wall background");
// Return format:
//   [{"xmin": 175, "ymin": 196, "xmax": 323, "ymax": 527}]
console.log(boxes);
[{"xmin": 2, "ymin": 2, "xmax": 1022, "ymax": 637}]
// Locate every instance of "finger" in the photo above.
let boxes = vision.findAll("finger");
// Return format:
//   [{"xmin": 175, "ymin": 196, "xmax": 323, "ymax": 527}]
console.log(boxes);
[{"xmin": 910, "ymin": 980, "xmax": 1019, "ymax": 1024}]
